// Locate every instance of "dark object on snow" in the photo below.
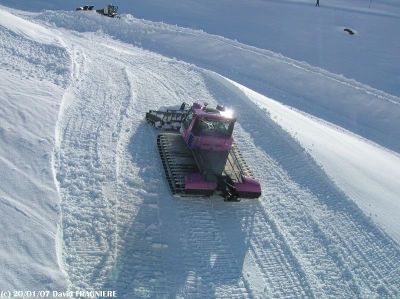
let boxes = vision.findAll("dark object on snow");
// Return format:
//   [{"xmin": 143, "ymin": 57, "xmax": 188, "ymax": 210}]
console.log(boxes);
[
  {"xmin": 344, "ymin": 28, "xmax": 355, "ymax": 35},
  {"xmin": 315, "ymin": 0, "xmax": 320, "ymax": 6},
  {"xmin": 76, "ymin": 5, "xmax": 94, "ymax": 11},
  {"xmin": 96, "ymin": 4, "xmax": 119, "ymax": 18},
  {"xmin": 146, "ymin": 102, "xmax": 262, "ymax": 201}
]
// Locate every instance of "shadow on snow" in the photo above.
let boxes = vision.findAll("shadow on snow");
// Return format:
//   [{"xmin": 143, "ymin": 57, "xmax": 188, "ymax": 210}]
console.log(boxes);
[{"xmin": 104, "ymin": 122, "xmax": 254, "ymax": 298}]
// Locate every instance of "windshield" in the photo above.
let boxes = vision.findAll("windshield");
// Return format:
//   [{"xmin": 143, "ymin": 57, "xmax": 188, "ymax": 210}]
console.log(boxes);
[{"xmin": 193, "ymin": 118, "xmax": 234, "ymax": 136}]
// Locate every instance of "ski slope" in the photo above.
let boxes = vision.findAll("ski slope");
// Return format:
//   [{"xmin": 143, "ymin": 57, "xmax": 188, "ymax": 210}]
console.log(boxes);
[{"xmin": 0, "ymin": 2, "xmax": 399, "ymax": 298}]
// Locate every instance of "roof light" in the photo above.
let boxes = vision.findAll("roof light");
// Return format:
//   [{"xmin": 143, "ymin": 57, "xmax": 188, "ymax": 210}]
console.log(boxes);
[{"xmin": 221, "ymin": 108, "xmax": 234, "ymax": 119}]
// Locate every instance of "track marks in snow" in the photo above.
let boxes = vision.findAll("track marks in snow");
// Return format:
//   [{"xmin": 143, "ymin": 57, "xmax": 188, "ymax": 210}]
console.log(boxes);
[
  {"xmin": 173, "ymin": 199, "xmax": 251, "ymax": 298},
  {"xmin": 211, "ymin": 200, "xmax": 314, "ymax": 299},
  {"xmin": 242, "ymin": 207, "xmax": 313, "ymax": 298},
  {"xmin": 55, "ymin": 34, "xmax": 224, "ymax": 297},
  {"xmin": 117, "ymin": 60, "xmax": 312, "ymax": 298},
  {"xmin": 55, "ymin": 42, "xmax": 132, "ymax": 289},
  {"xmin": 105, "ymin": 60, "xmax": 223, "ymax": 298},
  {"xmin": 53, "ymin": 29, "xmax": 400, "ymax": 298},
  {"xmin": 203, "ymin": 71, "xmax": 400, "ymax": 298}
]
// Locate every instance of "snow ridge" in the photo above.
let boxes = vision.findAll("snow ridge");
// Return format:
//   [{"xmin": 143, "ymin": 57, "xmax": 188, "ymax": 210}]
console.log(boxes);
[{"xmin": 0, "ymin": 8, "xmax": 70, "ymax": 290}]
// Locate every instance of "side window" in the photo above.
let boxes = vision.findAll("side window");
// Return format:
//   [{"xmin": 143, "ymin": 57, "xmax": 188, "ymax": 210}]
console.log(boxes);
[{"xmin": 183, "ymin": 111, "xmax": 193, "ymax": 129}]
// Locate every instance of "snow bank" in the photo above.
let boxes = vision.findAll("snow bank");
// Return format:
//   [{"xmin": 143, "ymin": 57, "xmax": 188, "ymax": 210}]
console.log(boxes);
[
  {"xmin": 0, "ymin": 8, "xmax": 69, "ymax": 290},
  {"xmin": 0, "ymin": 9, "xmax": 61, "ymax": 45},
  {"xmin": 232, "ymin": 79, "xmax": 400, "ymax": 244}
]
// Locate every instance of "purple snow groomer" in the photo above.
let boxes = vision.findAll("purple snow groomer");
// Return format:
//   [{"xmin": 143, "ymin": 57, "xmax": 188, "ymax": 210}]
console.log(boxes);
[{"xmin": 146, "ymin": 102, "xmax": 261, "ymax": 201}]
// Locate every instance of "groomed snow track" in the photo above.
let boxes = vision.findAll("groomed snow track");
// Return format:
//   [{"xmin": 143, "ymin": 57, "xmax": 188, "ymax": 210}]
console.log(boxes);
[{"xmin": 32, "ymin": 10, "xmax": 400, "ymax": 299}]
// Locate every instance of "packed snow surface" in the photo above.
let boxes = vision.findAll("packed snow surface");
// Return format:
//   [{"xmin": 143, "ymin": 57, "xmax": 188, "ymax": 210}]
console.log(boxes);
[{"xmin": 0, "ymin": 0, "xmax": 399, "ymax": 298}]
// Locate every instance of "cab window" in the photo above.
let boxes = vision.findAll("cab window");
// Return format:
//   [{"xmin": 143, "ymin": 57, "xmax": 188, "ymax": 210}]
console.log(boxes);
[{"xmin": 183, "ymin": 111, "xmax": 193, "ymax": 129}]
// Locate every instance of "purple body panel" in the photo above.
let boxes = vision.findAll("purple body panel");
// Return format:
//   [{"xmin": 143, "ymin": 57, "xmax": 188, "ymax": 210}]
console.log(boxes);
[
  {"xmin": 182, "ymin": 103, "xmax": 261, "ymax": 198},
  {"xmin": 234, "ymin": 177, "xmax": 262, "ymax": 194},
  {"xmin": 181, "ymin": 103, "xmax": 235, "ymax": 152},
  {"xmin": 183, "ymin": 133, "xmax": 233, "ymax": 151},
  {"xmin": 185, "ymin": 173, "xmax": 218, "ymax": 192}
]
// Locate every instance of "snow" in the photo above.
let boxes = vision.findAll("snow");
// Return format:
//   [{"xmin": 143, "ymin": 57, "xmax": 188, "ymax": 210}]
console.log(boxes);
[
  {"xmin": 0, "ymin": 9, "xmax": 61, "ymax": 45},
  {"xmin": 0, "ymin": 13, "xmax": 69, "ymax": 289},
  {"xmin": 232, "ymin": 80, "xmax": 400, "ymax": 245},
  {"xmin": 0, "ymin": 0, "xmax": 399, "ymax": 297},
  {"xmin": 3, "ymin": 0, "xmax": 400, "ymax": 96}
]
